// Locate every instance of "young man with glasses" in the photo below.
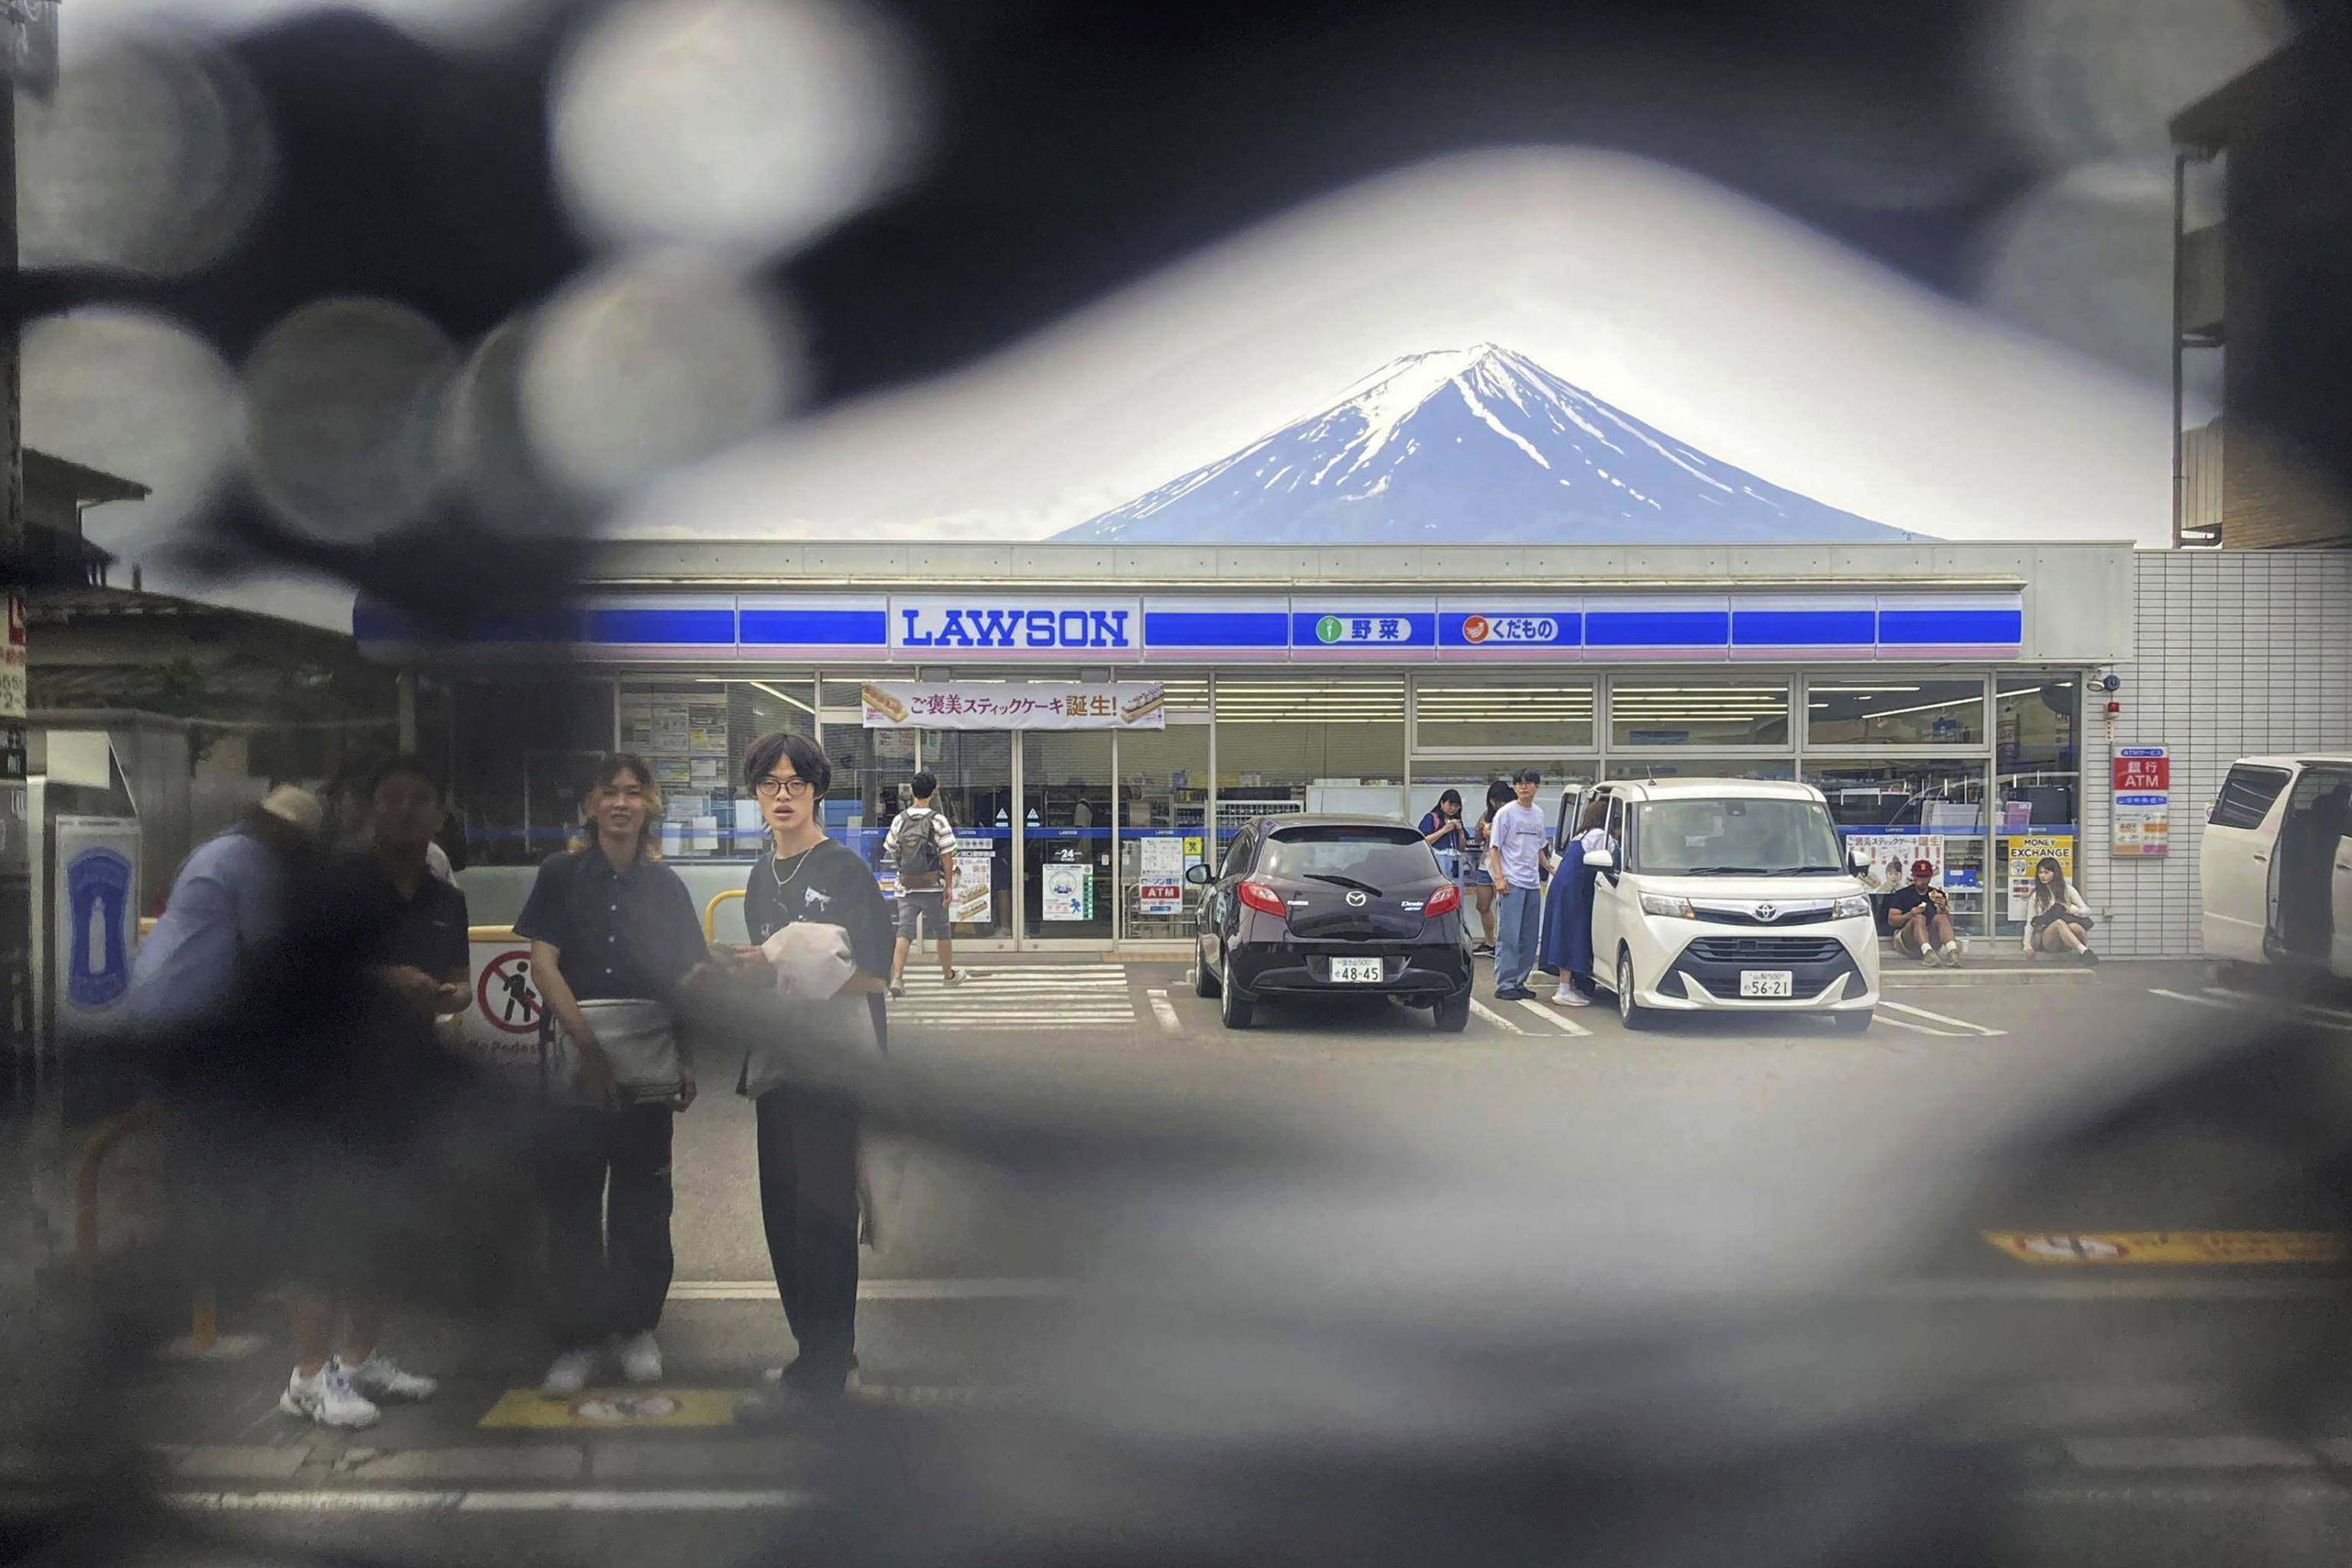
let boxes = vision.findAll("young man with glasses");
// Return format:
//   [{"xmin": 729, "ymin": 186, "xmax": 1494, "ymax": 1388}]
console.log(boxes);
[{"xmin": 717, "ymin": 732, "xmax": 893, "ymax": 1406}]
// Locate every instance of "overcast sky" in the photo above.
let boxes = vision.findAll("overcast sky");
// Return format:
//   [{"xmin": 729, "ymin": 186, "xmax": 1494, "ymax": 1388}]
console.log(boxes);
[{"xmin": 626, "ymin": 148, "xmax": 2174, "ymax": 548}]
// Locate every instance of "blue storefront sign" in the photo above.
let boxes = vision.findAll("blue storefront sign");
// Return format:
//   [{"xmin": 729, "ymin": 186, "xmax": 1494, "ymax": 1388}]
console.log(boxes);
[
  {"xmin": 891, "ymin": 596, "xmax": 1140, "ymax": 654},
  {"xmin": 357, "ymin": 590, "xmax": 2027, "ymax": 663}
]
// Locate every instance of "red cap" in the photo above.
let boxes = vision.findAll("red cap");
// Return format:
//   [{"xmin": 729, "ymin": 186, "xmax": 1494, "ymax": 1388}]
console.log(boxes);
[{"xmin": 1910, "ymin": 859, "xmax": 1936, "ymax": 878}]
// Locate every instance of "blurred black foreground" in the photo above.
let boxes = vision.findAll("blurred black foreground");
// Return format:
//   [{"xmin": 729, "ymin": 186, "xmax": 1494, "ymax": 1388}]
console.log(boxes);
[{"xmin": 8, "ymin": 946, "xmax": 2352, "ymax": 1568}]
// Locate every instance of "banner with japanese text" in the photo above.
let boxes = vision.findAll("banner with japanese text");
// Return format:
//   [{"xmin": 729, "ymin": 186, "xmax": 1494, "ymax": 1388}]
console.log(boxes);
[{"xmin": 861, "ymin": 680, "xmax": 1167, "ymax": 730}]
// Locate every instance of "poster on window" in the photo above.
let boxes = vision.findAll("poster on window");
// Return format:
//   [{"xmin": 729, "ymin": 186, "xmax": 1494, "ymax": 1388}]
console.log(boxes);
[
  {"xmin": 862, "ymin": 680, "xmax": 1167, "ymax": 730},
  {"xmin": 1849, "ymin": 834, "xmax": 1941, "ymax": 893},
  {"xmin": 1137, "ymin": 835, "xmax": 1184, "ymax": 916},
  {"xmin": 952, "ymin": 835, "xmax": 995, "ymax": 923},
  {"xmin": 1041, "ymin": 862, "xmax": 1093, "ymax": 922},
  {"xmin": 2006, "ymin": 835, "xmax": 2076, "ymax": 920}
]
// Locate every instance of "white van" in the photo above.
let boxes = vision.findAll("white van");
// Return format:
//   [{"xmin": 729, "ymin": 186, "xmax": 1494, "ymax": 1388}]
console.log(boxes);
[
  {"xmin": 1578, "ymin": 779, "xmax": 1881, "ymax": 1032},
  {"xmin": 2200, "ymin": 756, "xmax": 2352, "ymax": 979}
]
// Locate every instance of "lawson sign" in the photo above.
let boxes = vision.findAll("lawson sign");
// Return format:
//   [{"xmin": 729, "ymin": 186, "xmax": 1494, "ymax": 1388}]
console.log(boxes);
[{"xmin": 891, "ymin": 596, "xmax": 1139, "ymax": 654}]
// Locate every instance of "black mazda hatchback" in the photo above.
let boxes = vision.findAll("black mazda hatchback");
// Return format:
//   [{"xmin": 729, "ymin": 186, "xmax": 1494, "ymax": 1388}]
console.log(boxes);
[{"xmin": 1188, "ymin": 815, "xmax": 1472, "ymax": 1031}]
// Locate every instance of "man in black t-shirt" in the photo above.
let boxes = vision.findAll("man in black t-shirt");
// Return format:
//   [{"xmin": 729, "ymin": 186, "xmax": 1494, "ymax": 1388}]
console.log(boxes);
[
  {"xmin": 277, "ymin": 756, "xmax": 467, "ymax": 1431},
  {"xmin": 722, "ymin": 730, "xmax": 893, "ymax": 1406},
  {"xmin": 1883, "ymin": 858, "xmax": 1961, "ymax": 969}
]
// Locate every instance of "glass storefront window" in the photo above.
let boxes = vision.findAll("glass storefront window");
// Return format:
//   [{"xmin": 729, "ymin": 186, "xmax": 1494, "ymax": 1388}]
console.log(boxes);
[
  {"xmin": 1807, "ymin": 678, "xmax": 1985, "ymax": 746},
  {"xmin": 1409, "ymin": 760, "xmax": 1599, "ymax": 867},
  {"xmin": 919, "ymin": 730, "xmax": 1014, "ymax": 940},
  {"xmin": 1805, "ymin": 757, "xmax": 1990, "ymax": 935},
  {"xmin": 1604, "ymin": 756, "xmax": 1795, "ymax": 782},
  {"xmin": 1609, "ymin": 681, "xmax": 1789, "ymax": 747},
  {"xmin": 1997, "ymin": 676, "xmax": 2079, "ymax": 771},
  {"xmin": 1024, "ymin": 730, "xmax": 1114, "ymax": 940},
  {"xmin": 825, "ymin": 725, "xmax": 916, "ymax": 873},
  {"xmin": 1214, "ymin": 675, "xmax": 1407, "ymax": 864},
  {"xmin": 1412, "ymin": 678, "xmax": 1594, "ymax": 750},
  {"xmin": 449, "ymin": 675, "xmax": 615, "ymax": 864},
  {"xmin": 616, "ymin": 678, "xmax": 746, "ymax": 860},
  {"xmin": 1117, "ymin": 725, "xmax": 1210, "ymax": 940}
]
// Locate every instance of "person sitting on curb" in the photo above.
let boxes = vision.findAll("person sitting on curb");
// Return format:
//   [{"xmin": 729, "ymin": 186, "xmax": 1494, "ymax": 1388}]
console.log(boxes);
[
  {"xmin": 2023, "ymin": 856, "xmax": 2099, "ymax": 965},
  {"xmin": 1882, "ymin": 859, "xmax": 1962, "ymax": 968}
]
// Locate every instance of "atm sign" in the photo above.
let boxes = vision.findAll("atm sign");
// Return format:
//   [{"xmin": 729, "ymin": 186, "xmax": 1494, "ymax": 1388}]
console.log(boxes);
[{"xmin": 1462, "ymin": 614, "xmax": 1560, "ymax": 645}]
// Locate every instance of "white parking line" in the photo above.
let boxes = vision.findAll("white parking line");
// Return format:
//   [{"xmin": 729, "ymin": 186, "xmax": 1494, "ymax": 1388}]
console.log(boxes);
[
  {"xmin": 162, "ymin": 1489, "xmax": 816, "ymax": 1513},
  {"xmin": 1877, "ymin": 998, "xmax": 2007, "ymax": 1037},
  {"xmin": 1148, "ymin": 988, "xmax": 1181, "ymax": 1032},
  {"xmin": 1876, "ymin": 1014, "xmax": 1966, "ymax": 1037},
  {"xmin": 2150, "ymin": 988, "xmax": 2352, "ymax": 1034},
  {"xmin": 669, "ymin": 1278, "xmax": 1071, "ymax": 1302},
  {"xmin": 2204, "ymin": 985, "xmax": 2352, "ymax": 1026},
  {"xmin": 1466, "ymin": 998, "xmax": 1527, "ymax": 1034},
  {"xmin": 1515, "ymin": 998, "xmax": 1593, "ymax": 1036}
]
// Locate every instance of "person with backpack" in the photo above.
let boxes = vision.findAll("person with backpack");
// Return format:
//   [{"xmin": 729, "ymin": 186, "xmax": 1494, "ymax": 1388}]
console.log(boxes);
[{"xmin": 886, "ymin": 770, "xmax": 962, "ymax": 998}]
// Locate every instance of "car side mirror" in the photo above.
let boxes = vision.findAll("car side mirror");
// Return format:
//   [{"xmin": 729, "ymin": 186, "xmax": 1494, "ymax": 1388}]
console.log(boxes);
[
  {"xmin": 1184, "ymin": 864, "xmax": 1210, "ymax": 884},
  {"xmin": 1584, "ymin": 848, "xmax": 1615, "ymax": 873}
]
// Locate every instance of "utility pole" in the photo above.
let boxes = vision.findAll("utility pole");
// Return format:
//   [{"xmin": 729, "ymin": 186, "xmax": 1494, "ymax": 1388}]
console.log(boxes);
[{"xmin": 1, "ymin": 2, "xmax": 56, "ymax": 1107}]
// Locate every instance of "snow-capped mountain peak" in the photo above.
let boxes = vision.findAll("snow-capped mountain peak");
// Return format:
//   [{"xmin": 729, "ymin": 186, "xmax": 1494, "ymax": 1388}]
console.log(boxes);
[{"xmin": 1057, "ymin": 345, "xmax": 1916, "ymax": 545}]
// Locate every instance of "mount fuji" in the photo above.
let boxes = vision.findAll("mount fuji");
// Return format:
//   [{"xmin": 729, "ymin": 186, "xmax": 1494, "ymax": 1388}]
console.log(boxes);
[{"xmin": 1055, "ymin": 345, "xmax": 1920, "ymax": 544}]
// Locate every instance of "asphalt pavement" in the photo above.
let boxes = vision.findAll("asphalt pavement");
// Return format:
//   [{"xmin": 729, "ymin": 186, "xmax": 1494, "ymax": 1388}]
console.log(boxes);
[{"xmin": 15, "ymin": 953, "xmax": 2352, "ymax": 1567}]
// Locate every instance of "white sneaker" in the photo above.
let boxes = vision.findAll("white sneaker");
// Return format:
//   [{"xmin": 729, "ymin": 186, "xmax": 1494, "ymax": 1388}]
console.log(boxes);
[
  {"xmin": 1551, "ymin": 985, "xmax": 1591, "ymax": 1007},
  {"xmin": 280, "ymin": 1364, "xmax": 380, "ymax": 1429},
  {"xmin": 615, "ymin": 1331, "xmax": 662, "ymax": 1385},
  {"xmin": 344, "ymin": 1351, "xmax": 436, "ymax": 1403},
  {"xmin": 541, "ymin": 1348, "xmax": 602, "ymax": 1396},
  {"xmin": 1942, "ymin": 943, "xmax": 1964, "ymax": 969}
]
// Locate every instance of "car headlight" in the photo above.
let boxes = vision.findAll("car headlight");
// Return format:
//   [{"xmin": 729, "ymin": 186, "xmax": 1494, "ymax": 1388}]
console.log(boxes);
[
  {"xmin": 1831, "ymin": 894, "xmax": 1872, "ymax": 920},
  {"xmin": 1639, "ymin": 893, "xmax": 1696, "ymax": 919}
]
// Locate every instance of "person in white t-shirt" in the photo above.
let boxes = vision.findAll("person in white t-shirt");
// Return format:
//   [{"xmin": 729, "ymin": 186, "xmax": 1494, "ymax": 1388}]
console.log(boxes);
[{"xmin": 1485, "ymin": 768, "xmax": 1554, "ymax": 1000}]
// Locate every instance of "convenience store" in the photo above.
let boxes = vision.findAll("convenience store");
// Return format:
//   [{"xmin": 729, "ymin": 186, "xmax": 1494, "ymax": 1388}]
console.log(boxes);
[{"xmin": 363, "ymin": 538, "xmax": 2134, "ymax": 952}]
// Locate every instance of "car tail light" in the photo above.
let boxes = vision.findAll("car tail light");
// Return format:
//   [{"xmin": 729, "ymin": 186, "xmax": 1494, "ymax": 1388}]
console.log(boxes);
[
  {"xmin": 1236, "ymin": 880, "xmax": 1288, "ymax": 918},
  {"xmin": 1424, "ymin": 884, "xmax": 1462, "ymax": 917}
]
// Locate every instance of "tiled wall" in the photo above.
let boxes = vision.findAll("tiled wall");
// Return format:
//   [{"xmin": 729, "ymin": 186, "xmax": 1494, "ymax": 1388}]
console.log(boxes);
[{"xmin": 2086, "ymin": 550, "xmax": 2352, "ymax": 957}]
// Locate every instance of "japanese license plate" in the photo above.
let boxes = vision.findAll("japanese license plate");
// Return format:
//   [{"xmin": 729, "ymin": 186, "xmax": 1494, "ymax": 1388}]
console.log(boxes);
[
  {"xmin": 1331, "ymin": 957, "xmax": 1385, "ymax": 984},
  {"xmin": 1739, "ymin": 970, "xmax": 1795, "ymax": 998}
]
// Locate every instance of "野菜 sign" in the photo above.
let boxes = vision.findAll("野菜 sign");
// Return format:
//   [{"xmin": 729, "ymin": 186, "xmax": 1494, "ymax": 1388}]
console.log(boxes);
[{"xmin": 862, "ymin": 681, "xmax": 1167, "ymax": 730}]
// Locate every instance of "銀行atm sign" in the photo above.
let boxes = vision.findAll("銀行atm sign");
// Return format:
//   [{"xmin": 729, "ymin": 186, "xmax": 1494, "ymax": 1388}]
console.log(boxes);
[{"xmin": 2112, "ymin": 747, "xmax": 2169, "ymax": 792}]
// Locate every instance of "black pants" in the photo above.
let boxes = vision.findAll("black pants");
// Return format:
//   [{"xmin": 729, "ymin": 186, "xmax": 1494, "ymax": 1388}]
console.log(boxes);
[
  {"xmin": 755, "ymin": 1086, "xmax": 861, "ymax": 1390},
  {"xmin": 543, "ymin": 1103, "xmax": 675, "ymax": 1351}
]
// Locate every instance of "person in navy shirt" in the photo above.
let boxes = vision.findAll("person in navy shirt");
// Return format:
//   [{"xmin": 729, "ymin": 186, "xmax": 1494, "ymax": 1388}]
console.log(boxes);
[{"xmin": 514, "ymin": 753, "xmax": 709, "ymax": 1396}]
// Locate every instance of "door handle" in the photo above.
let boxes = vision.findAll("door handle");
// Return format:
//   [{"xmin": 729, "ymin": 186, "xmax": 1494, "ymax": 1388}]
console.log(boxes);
[{"xmin": 2254, "ymin": 854, "xmax": 2269, "ymax": 863}]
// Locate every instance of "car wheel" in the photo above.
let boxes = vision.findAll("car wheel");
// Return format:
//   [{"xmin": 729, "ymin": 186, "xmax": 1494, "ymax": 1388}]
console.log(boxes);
[
  {"xmin": 1832, "ymin": 1008, "xmax": 1873, "ymax": 1034},
  {"xmin": 1432, "ymin": 992, "xmax": 1472, "ymax": 1033},
  {"xmin": 1616, "ymin": 947, "xmax": 1652, "ymax": 1032},
  {"xmin": 1194, "ymin": 945, "xmax": 1220, "ymax": 998},
  {"xmin": 1219, "ymin": 957, "xmax": 1255, "ymax": 1030}
]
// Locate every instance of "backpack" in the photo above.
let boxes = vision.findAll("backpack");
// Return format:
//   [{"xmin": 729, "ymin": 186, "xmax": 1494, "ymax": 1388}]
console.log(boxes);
[{"xmin": 895, "ymin": 808, "xmax": 946, "ymax": 887}]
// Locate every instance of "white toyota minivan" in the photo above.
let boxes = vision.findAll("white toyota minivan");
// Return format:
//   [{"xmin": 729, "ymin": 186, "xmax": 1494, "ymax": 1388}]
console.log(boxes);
[
  {"xmin": 1579, "ymin": 778, "xmax": 1881, "ymax": 1032},
  {"xmin": 2200, "ymin": 755, "xmax": 2352, "ymax": 981}
]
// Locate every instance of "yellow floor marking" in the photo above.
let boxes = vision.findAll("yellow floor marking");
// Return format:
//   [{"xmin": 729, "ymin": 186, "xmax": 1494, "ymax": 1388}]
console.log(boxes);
[
  {"xmin": 1981, "ymin": 1230, "xmax": 2344, "ymax": 1266},
  {"xmin": 479, "ymin": 1388, "xmax": 737, "ymax": 1430}
]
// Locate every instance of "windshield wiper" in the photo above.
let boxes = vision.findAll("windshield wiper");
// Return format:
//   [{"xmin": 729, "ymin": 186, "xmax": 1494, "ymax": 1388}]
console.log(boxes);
[
  {"xmin": 1302, "ymin": 873, "xmax": 1383, "ymax": 896},
  {"xmin": 1761, "ymin": 866, "xmax": 1854, "ymax": 876},
  {"xmin": 1674, "ymin": 865, "xmax": 1769, "ymax": 876}
]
